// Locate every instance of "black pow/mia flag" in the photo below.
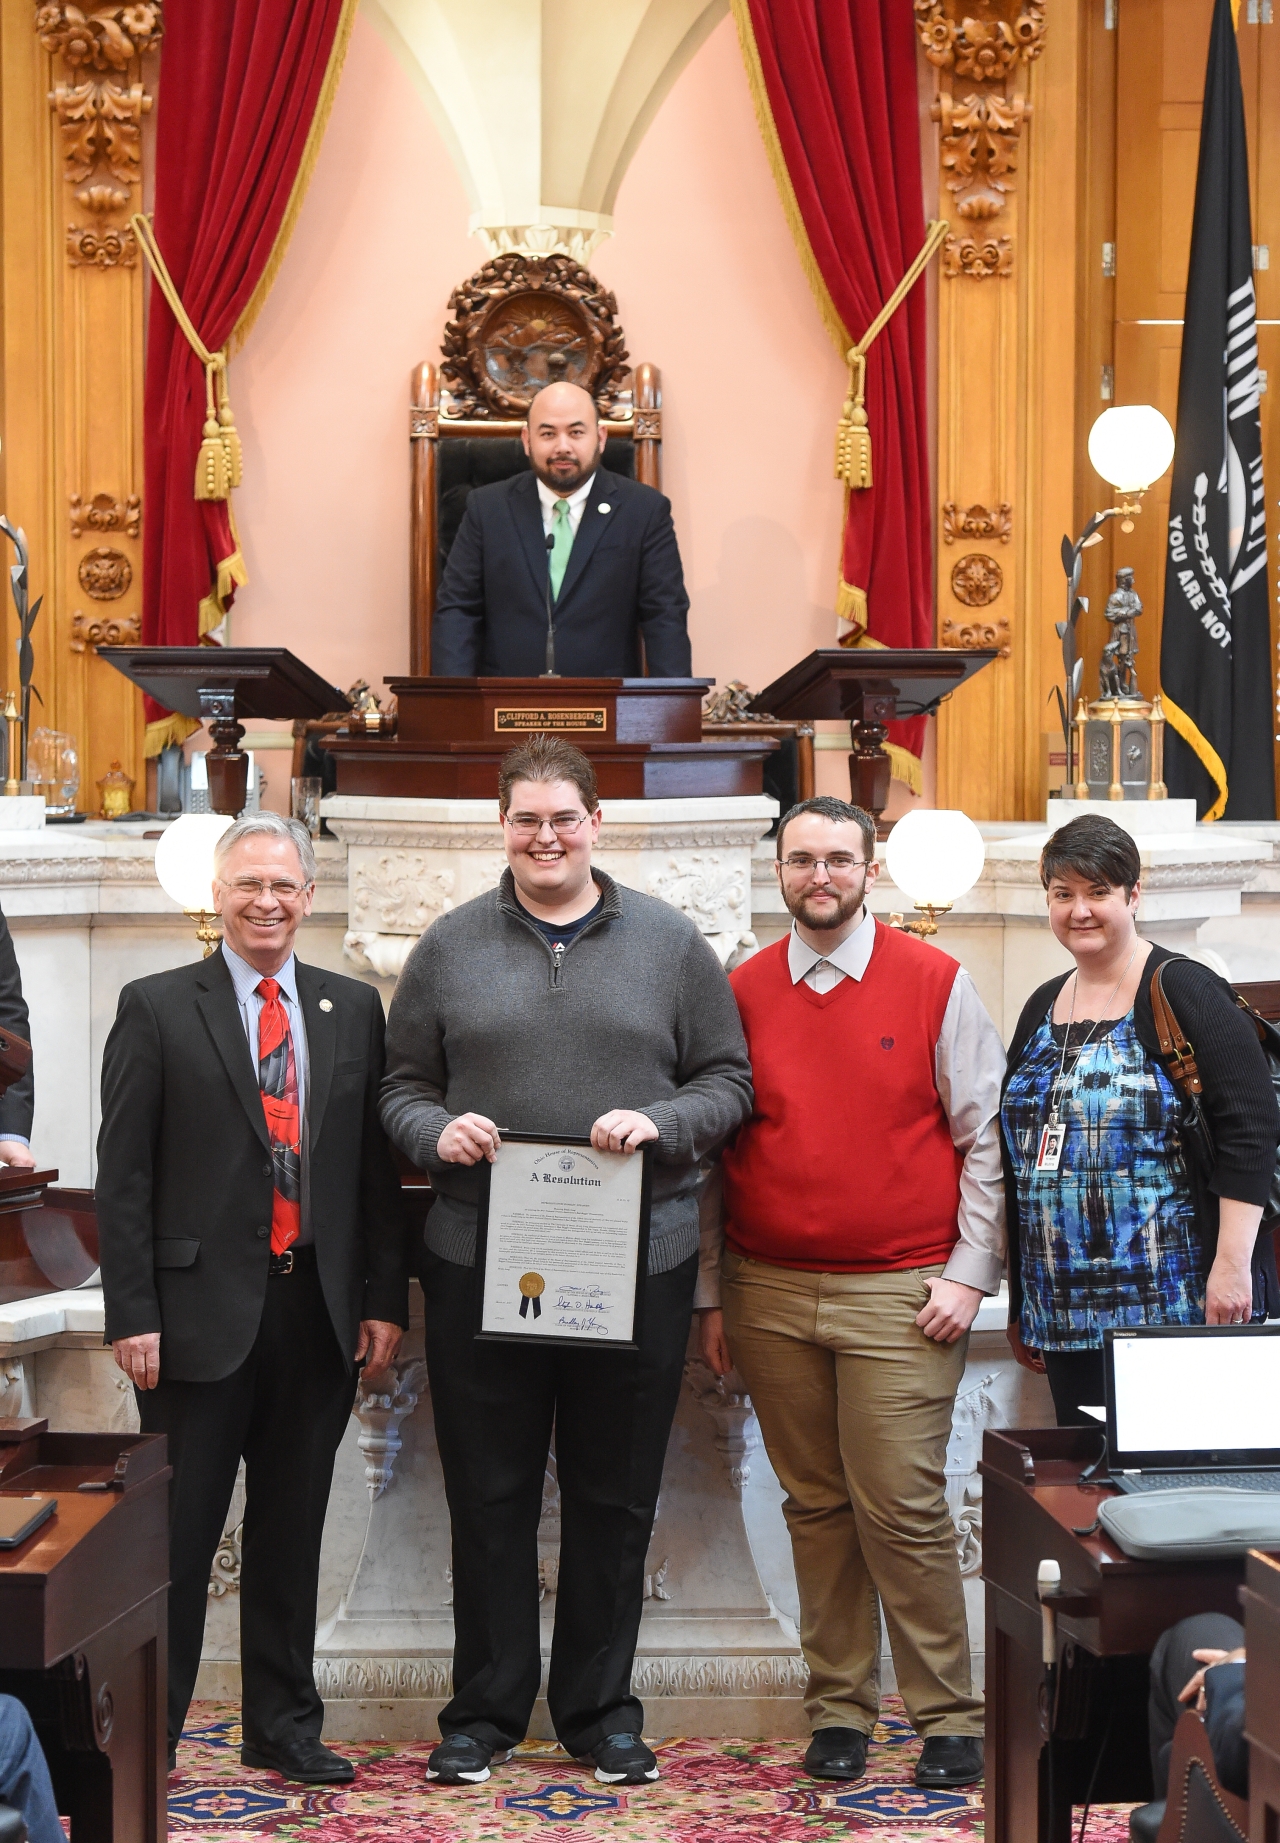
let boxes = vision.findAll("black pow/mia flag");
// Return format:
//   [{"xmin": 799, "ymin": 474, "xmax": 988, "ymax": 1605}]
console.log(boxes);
[{"xmin": 1160, "ymin": 0, "xmax": 1275, "ymax": 821}]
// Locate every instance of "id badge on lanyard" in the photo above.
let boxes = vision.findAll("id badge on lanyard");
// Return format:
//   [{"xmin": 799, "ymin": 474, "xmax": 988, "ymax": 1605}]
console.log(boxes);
[{"xmin": 1036, "ymin": 1118, "xmax": 1064, "ymax": 1173}]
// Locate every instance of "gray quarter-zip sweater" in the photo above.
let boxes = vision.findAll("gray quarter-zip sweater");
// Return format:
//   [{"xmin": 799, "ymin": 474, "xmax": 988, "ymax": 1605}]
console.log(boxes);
[{"xmin": 380, "ymin": 868, "xmax": 753, "ymax": 1272}]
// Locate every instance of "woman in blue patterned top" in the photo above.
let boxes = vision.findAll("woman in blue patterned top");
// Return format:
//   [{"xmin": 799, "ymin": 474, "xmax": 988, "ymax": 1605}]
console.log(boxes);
[{"xmin": 1000, "ymin": 815, "xmax": 1278, "ymax": 1425}]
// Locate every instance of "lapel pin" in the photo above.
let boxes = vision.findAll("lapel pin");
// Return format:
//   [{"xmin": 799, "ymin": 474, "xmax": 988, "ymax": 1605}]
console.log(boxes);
[
  {"xmin": 319, "ymin": 998, "xmax": 333, "ymax": 1012},
  {"xmin": 598, "ymin": 502, "xmax": 611, "ymax": 514}
]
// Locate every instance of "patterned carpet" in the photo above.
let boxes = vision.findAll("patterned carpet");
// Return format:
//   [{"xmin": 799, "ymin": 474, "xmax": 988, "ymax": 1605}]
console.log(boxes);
[{"xmin": 169, "ymin": 1702, "xmax": 1140, "ymax": 1839}]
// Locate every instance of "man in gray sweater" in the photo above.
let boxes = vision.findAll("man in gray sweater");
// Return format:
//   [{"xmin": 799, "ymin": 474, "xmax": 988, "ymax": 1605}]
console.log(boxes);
[{"xmin": 381, "ymin": 735, "xmax": 752, "ymax": 1791}]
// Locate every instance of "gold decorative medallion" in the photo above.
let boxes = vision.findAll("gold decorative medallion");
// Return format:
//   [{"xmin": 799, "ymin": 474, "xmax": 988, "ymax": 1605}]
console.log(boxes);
[{"xmin": 518, "ymin": 1272, "xmax": 545, "ymax": 1320}]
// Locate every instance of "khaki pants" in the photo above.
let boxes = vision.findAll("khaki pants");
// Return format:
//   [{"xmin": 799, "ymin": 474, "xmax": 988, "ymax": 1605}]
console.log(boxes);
[{"xmin": 721, "ymin": 1252, "xmax": 982, "ymax": 1738}]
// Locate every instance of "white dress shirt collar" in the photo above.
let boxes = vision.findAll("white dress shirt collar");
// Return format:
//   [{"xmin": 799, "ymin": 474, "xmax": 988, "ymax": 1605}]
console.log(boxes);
[
  {"xmin": 786, "ymin": 906, "xmax": 877, "ymax": 985},
  {"xmin": 536, "ymin": 473, "xmax": 595, "ymax": 515},
  {"xmin": 537, "ymin": 472, "xmax": 597, "ymax": 539},
  {"xmin": 221, "ymin": 942, "xmax": 300, "ymax": 1007}
]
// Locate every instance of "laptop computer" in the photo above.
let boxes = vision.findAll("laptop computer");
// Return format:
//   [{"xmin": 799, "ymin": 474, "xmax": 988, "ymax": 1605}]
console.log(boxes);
[{"xmin": 1103, "ymin": 1324, "xmax": 1280, "ymax": 1494}]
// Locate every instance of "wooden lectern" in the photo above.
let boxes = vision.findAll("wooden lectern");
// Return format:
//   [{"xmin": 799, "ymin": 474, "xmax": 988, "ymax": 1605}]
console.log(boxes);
[
  {"xmin": 0, "ymin": 1422, "xmax": 170, "ymax": 1842},
  {"xmin": 98, "ymin": 646, "xmax": 350, "ymax": 815},
  {"xmin": 325, "ymin": 676, "xmax": 778, "ymax": 799},
  {"xmin": 752, "ymin": 648, "xmax": 1000, "ymax": 818}
]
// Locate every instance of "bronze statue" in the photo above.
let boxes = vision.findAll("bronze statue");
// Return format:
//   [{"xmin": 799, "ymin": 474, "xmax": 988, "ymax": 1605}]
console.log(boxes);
[{"xmin": 1099, "ymin": 566, "xmax": 1142, "ymax": 700}]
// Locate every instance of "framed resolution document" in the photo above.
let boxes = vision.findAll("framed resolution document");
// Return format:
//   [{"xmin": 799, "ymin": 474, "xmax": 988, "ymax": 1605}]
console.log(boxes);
[{"xmin": 475, "ymin": 1134, "xmax": 652, "ymax": 1349}]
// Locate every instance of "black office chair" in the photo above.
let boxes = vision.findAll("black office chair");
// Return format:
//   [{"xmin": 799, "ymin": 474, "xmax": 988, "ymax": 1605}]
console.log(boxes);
[{"xmin": 0, "ymin": 1800, "xmax": 27, "ymax": 1842}]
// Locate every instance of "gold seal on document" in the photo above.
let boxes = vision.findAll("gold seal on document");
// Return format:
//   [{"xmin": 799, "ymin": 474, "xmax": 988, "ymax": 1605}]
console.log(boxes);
[{"xmin": 519, "ymin": 1272, "xmax": 545, "ymax": 1299}]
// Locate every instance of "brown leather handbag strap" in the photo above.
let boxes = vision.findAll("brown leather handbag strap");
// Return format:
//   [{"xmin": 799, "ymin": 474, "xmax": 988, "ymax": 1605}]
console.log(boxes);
[{"xmin": 1149, "ymin": 963, "xmax": 1204, "ymax": 1098}]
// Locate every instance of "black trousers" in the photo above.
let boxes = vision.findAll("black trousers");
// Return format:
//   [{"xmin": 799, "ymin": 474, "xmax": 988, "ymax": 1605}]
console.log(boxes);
[
  {"xmin": 422, "ymin": 1248, "xmax": 697, "ymax": 1756},
  {"xmin": 137, "ymin": 1257, "xmax": 355, "ymax": 1753},
  {"xmin": 1042, "ymin": 1348, "xmax": 1108, "ymax": 1427},
  {"xmin": 1148, "ymin": 1612, "xmax": 1244, "ymax": 1798}
]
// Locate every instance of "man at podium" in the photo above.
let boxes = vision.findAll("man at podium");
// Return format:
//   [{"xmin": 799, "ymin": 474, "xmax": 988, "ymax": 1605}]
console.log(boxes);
[{"xmin": 431, "ymin": 381, "xmax": 692, "ymax": 678}]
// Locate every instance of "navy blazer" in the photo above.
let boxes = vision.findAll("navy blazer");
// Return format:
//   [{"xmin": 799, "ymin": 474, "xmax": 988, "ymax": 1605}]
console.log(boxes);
[{"xmin": 431, "ymin": 465, "xmax": 692, "ymax": 677}]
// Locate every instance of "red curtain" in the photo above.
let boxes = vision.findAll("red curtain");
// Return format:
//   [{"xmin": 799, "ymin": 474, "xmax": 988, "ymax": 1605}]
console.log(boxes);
[
  {"xmin": 141, "ymin": 0, "xmax": 351, "ymax": 751},
  {"xmin": 732, "ymin": 0, "xmax": 933, "ymax": 777}
]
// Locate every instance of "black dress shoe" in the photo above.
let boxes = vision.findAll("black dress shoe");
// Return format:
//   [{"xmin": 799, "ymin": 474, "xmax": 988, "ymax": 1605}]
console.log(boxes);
[
  {"xmin": 425, "ymin": 1733, "xmax": 512, "ymax": 1784},
  {"xmin": 240, "ymin": 1739, "xmax": 355, "ymax": 1784},
  {"xmin": 915, "ymin": 1735, "xmax": 984, "ymax": 1787},
  {"xmin": 586, "ymin": 1734, "xmax": 660, "ymax": 1784},
  {"xmin": 804, "ymin": 1727, "xmax": 868, "ymax": 1780}
]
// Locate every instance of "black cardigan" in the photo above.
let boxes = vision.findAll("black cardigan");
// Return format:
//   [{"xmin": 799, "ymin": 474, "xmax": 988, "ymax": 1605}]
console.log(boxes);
[{"xmin": 1000, "ymin": 941, "xmax": 1280, "ymax": 1321}]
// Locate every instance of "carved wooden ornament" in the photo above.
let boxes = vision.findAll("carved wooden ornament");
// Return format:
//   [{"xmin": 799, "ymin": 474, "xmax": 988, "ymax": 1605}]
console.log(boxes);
[
  {"xmin": 950, "ymin": 553, "xmax": 1004, "ymax": 607},
  {"xmin": 942, "ymin": 501, "xmax": 1012, "ymax": 544},
  {"xmin": 39, "ymin": 4, "xmax": 163, "ymax": 200},
  {"xmin": 440, "ymin": 254, "xmax": 630, "ymax": 419},
  {"xmin": 942, "ymin": 234, "xmax": 1014, "ymax": 280},
  {"xmin": 916, "ymin": 1, "xmax": 1043, "ymax": 229},
  {"xmin": 69, "ymin": 491, "xmax": 140, "ymax": 539},
  {"xmin": 70, "ymin": 609, "xmax": 140, "ymax": 653},
  {"xmin": 77, "ymin": 546, "xmax": 131, "ymax": 599},
  {"xmin": 941, "ymin": 615, "xmax": 1011, "ymax": 658}
]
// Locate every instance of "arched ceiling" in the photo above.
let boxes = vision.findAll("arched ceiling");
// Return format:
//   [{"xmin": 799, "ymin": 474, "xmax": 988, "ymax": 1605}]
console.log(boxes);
[{"xmin": 364, "ymin": 0, "xmax": 728, "ymax": 260}]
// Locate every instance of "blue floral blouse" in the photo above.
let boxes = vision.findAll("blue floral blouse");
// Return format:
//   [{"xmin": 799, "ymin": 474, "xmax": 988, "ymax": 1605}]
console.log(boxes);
[{"xmin": 1000, "ymin": 1009, "xmax": 1205, "ymax": 1351}]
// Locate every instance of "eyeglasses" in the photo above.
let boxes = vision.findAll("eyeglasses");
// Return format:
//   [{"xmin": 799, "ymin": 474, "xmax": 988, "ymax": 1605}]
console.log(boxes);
[
  {"xmin": 503, "ymin": 813, "xmax": 590, "ymax": 840},
  {"xmin": 779, "ymin": 854, "xmax": 869, "ymax": 877},
  {"xmin": 220, "ymin": 878, "xmax": 311, "ymax": 900}
]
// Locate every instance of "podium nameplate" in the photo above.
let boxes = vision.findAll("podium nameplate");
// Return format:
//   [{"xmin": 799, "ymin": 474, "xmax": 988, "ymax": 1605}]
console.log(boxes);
[{"xmin": 494, "ymin": 706, "xmax": 607, "ymax": 733}]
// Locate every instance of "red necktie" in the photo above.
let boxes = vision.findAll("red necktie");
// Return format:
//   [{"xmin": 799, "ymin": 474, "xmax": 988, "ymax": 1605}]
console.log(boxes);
[{"xmin": 256, "ymin": 977, "xmax": 301, "ymax": 1256}]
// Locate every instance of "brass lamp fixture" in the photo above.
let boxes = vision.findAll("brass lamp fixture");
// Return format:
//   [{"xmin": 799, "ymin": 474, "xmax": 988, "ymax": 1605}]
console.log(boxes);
[
  {"xmin": 1054, "ymin": 407, "xmax": 1176, "ymax": 789},
  {"xmin": 885, "ymin": 809, "xmax": 985, "ymax": 938},
  {"xmin": 153, "ymin": 813, "xmax": 234, "ymax": 955}
]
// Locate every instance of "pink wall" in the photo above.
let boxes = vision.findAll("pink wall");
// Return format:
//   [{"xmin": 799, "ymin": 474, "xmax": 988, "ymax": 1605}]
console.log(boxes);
[
  {"xmin": 229, "ymin": 18, "xmax": 482, "ymax": 690},
  {"xmin": 230, "ymin": 12, "xmax": 852, "ymax": 715}
]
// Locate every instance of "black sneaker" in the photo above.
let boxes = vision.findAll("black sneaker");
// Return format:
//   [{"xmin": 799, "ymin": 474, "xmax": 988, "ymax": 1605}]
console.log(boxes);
[
  {"xmin": 425, "ymin": 1733, "xmax": 512, "ymax": 1784},
  {"xmin": 915, "ymin": 1735, "xmax": 984, "ymax": 1787},
  {"xmin": 803, "ymin": 1727, "xmax": 868, "ymax": 1781},
  {"xmin": 587, "ymin": 1734, "xmax": 659, "ymax": 1784}
]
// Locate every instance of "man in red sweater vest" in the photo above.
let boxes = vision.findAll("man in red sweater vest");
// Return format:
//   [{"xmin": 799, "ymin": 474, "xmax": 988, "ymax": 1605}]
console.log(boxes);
[{"xmin": 698, "ymin": 797, "xmax": 1006, "ymax": 1790}]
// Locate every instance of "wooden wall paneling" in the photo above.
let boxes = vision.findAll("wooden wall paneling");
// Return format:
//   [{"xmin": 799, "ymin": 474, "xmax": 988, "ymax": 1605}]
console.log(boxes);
[
  {"xmin": 1, "ymin": 9, "xmax": 155, "ymax": 815},
  {"xmin": 927, "ymin": 0, "xmax": 1085, "ymax": 821},
  {"xmin": 1073, "ymin": 0, "xmax": 1120, "ymax": 712},
  {"xmin": 0, "ymin": 9, "xmax": 59, "ymax": 780},
  {"xmin": 1112, "ymin": 0, "xmax": 1279, "ymax": 804},
  {"xmin": 1110, "ymin": 0, "xmax": 1210, "ymax": 706}
]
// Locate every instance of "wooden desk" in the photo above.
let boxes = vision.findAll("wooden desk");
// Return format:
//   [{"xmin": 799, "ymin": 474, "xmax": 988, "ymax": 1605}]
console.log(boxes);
[
  {"xmin": 1243, "ymin": 1549, "xmax": 1280, "ymax": 1843},
  {"xmin": 982, "ymin": 1427, "xmax": 1247, "ymax": 1843},
  {"xmin": 0, "ymin": 1421, "xmax": 170, "ymax": 1842}
]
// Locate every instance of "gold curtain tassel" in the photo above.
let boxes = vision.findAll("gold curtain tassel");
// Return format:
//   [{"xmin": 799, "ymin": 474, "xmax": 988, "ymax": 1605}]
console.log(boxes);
[
  {"xmin": 195, "ymin": 362, "xmax": 229, "ymax": 501},
  {"xmin": 216, "ymin": 365, "xmax": 243, "ymax": 488},
  {"xmin": 835, "ymin": 351, "xmax": 872, "ymax": 490}
]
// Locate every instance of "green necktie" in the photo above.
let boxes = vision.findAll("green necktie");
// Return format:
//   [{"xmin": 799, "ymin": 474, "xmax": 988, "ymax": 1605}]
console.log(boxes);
[{"xmin": 549, "ymin": 497, "xmax": 574, "ymax": 601}]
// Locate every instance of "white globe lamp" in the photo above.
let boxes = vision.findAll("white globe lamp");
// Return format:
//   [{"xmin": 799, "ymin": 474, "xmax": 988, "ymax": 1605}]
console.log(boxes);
[
  {"xmin": 154, "ymin": 812, "xmax": 234, "ymax": 954},
  {"xmin": 885, "ymin": 809, "xmax": 985, "ymax": 937},
  {"xmin": 1087, "ymin": 405, "xmax": 1175, "ymax": 495}
]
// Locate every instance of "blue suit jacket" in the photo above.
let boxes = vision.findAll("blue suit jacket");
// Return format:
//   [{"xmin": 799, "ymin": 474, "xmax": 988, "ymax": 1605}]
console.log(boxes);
[{"xmin": 430, "ymin": 465, "xmax": 692, "ymax": 677}]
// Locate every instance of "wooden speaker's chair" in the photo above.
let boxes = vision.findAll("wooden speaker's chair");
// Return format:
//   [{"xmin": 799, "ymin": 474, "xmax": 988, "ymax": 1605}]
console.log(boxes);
[
  {"xmin": 408, "ymin": 253, "xmax": 662, "ymax": 674},
  {"xmin": 1128, "ymin": 1710, "xmax": 1248, "ymax": 1843}
]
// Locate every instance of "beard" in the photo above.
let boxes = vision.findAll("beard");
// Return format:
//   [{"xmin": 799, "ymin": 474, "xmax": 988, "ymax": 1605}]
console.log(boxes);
[
  {"xmin": 532, "ymin": 452, "xmax": 594, "ymax": 494},
  {"xmin": 783, "ymin": 880, "xmax": 866, "ymax": 933}
]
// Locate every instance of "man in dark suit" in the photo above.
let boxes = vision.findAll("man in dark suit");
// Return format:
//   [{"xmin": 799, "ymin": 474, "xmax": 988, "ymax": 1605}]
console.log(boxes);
[
  {"xmin": 431, "ymin": 380, "xmax": 692, "ymax": 677},
  {"xmin": 0, "ymin": 903, "xmax": 36, "ymax": 1169},
  {"xmin": 97, "ymin": 812, "xmax": 408, "ymax": 1786}
]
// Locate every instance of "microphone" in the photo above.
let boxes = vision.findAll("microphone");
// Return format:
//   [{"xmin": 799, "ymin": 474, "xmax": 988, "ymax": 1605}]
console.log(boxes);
[{"xmin": 543, "ymin": 530, "xmax": 558, "ymax": 678}]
